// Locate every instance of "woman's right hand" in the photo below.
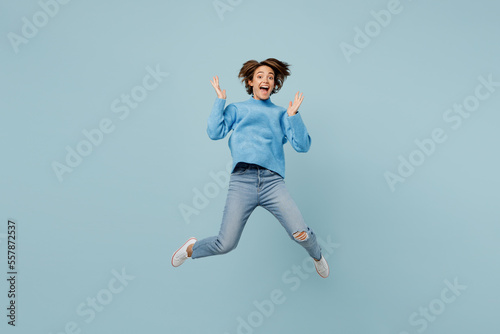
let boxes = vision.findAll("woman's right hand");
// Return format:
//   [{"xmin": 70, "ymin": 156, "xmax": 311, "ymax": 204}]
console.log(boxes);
[{"xmin": 210, "ymin": 75, "xmax": 226, "ymax": 100}]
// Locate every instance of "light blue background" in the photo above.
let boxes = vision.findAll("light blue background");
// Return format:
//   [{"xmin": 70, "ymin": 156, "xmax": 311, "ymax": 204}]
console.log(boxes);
[{"xmin": 1, "ymin": 0, "xmax": 499, "ymax": 333}]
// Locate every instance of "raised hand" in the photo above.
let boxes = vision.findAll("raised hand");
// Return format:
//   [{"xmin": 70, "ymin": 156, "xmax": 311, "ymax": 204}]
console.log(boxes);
[
  {"xmin": 210, "ymin": 75, "xmax": 226, "ymax": 100},
  {"xmin": 287, "ymin": 91, "xmax": 304, "ymax": 116}
]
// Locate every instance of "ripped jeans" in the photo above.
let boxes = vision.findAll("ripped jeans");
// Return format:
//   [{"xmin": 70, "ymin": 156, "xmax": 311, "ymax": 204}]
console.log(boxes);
[{"xmin": 191, "ymin": 162, "xmax": 322, "ymax": 260}]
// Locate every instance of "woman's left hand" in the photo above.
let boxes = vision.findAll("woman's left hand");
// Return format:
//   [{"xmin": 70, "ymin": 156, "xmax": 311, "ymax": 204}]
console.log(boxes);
[{"xmin": 287, "ymin": 92, "xmax": 304, "ymax": 116}]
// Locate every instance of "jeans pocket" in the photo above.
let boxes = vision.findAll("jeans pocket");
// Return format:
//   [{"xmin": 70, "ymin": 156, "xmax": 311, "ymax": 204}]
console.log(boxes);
[{"xmin": 267, "ymin": 169, "xmax": 281, "ymax": 178}]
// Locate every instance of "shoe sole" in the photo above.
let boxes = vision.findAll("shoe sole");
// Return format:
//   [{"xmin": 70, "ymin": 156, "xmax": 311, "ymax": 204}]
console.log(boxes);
[
  {"xmin": 316, "ymin": 268, "xmax": 329, "ymax": 278},
  {"xmin": 315, "ymin": 257, "xmax": 329, "ymax": 278},
  {"xmin": 171, "ymin": 237, "xmax": 197, "ymax": 267}
]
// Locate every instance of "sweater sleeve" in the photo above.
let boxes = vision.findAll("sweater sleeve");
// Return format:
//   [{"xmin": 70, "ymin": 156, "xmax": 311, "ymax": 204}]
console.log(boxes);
[
  {"xmin": 206, "ymin": 98, "xmax": 237, "ymax": 140},
  {"xmin": 281, "ymin": 111, "xmax": 311, "ymax": 152}
]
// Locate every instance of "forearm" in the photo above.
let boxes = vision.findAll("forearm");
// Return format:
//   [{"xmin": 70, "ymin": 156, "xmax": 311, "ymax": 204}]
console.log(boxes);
[
  {"xmin": 207, "ymin": 98, "xmax": 231, "ymax": 140},
  {"xmin": 286, "ymin": 112, "xmax": 311, "ymax": 152}
]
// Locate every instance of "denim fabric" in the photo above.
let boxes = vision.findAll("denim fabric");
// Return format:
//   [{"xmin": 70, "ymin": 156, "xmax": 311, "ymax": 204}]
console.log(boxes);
[{"xmin": 191, "ymin": 162, "xmax": 322, "ymax": 260}]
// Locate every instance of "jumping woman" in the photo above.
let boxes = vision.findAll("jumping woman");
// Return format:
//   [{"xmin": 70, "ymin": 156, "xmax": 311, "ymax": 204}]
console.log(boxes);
[{"xmin": 172, "ymin": 58, "xmax": 329, "ymax": 278}]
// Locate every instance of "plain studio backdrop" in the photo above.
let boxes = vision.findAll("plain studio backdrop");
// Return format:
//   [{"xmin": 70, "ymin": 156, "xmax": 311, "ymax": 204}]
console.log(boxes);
[{"xmin": 1, "ymin": 0, "xmax": 499, "ymax": 333}]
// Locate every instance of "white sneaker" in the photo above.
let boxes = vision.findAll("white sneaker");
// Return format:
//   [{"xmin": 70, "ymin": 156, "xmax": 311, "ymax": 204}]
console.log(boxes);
[
  {"xmin": 314, "ymin": 255, "xmax": 329, "ymax": 278},
  {"xmin": 171, "ymin": 237, "xmax": 197, "ymax": 267}
]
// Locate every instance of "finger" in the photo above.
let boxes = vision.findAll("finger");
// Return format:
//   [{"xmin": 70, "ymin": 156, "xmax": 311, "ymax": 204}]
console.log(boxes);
[
  {"xmin": 210, "ymin": 80, "xmax": 218, "ymax": 91},
  {"xmin": 294, "ymin": 93, "xmax": 303, "ymax": 108},
  {"xmin": 295, "ymin": 92, "xmax": 303, "ymax": 106}
]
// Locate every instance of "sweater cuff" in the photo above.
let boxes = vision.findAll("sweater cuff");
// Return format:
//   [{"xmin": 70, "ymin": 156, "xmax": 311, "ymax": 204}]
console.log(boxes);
[
  {"xmin": 214, "ymin": 97, "xmax": 226, "ymax": 109},
  {"xmin": 287, "ymin": 111, "xmax": 304, "ymax": 124}
]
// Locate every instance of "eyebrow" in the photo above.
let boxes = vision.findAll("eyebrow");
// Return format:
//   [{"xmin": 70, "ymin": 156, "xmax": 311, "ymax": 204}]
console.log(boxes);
[{"xmin": 256, "ymin": 71, "xmax": 274, "ymax": 75}]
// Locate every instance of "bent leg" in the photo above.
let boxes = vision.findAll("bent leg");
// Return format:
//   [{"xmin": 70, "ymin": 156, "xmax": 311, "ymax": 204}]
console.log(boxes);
[
  {"xmin": 191, "ymin": 174, "xmax": 258, "ymax": 259},
  {"xmin": 260, "ymin": 177, "xmax": 322, "ymax": 260}
]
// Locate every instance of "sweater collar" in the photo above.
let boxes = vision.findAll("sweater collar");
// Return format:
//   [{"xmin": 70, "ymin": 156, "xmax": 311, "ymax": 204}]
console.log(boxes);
[{"xmin": 248, "ymin": 96, "xmax": 274, "ymax": 106}]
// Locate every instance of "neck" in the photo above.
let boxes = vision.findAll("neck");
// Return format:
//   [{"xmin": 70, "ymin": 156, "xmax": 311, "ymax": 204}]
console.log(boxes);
[{"xmin": 251, "ymin": 95, "xmax": 271, "ymax": 102}]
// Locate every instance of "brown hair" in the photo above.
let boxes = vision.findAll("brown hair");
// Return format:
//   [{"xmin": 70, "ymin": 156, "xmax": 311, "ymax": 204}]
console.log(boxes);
[{"xmin": 238, "ymin": 58, "xmax": 291, "ymax": 95}]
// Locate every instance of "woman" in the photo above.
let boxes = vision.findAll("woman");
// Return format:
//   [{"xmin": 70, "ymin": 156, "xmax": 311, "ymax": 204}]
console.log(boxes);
[{"xmin": 172, "ymin": 58, "xmax": 329, "ymax": 278}]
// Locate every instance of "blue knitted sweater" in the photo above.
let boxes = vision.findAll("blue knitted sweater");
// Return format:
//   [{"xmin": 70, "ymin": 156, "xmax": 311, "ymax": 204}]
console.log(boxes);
[{"xmin": 207, "ymin": 97, "xmax": 311, "ymax": 179}]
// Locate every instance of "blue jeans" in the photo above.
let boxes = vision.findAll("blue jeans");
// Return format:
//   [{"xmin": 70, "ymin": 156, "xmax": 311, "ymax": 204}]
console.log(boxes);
[{"xmin": 191, "ymin": 162, "xmax": 322, "ymax": 260}]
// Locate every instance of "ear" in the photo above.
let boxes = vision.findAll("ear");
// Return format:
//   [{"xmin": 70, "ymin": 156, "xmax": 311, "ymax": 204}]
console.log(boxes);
[{"xmin": 248, "ymin": 79, "xmax": 253, "ymax": 87}]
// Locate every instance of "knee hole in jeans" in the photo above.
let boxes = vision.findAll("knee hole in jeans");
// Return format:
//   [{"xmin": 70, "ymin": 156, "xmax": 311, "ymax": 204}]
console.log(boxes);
[{"xmin": 293, "ymin": 231, "xmax": 308, "ymax": 241}]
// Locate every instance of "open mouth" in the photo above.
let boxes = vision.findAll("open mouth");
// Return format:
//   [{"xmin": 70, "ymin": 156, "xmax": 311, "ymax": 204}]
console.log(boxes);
[{"xmin": 260, "ymin": 85, "xmax": 270, "ymax": 93}]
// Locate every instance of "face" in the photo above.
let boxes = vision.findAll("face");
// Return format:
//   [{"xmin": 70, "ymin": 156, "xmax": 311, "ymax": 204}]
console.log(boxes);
[{"xmin": 248, "ymin": 65, "xmax": 275, "ymax": 100}]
